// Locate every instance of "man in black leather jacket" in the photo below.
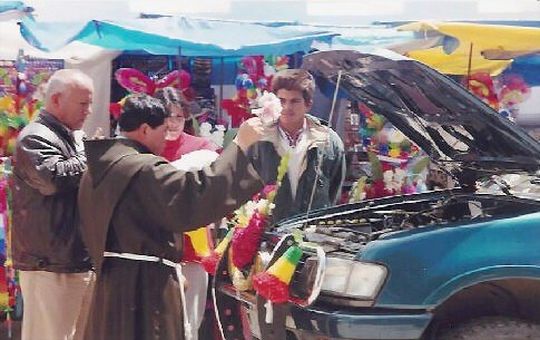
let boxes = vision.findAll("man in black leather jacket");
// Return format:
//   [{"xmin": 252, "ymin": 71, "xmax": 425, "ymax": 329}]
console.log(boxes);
[{"xmin": 12, "ymin": 68, "xmax": 94, "ymax": 340}]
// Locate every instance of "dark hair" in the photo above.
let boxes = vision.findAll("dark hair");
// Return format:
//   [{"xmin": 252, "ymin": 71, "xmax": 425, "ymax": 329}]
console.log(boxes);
[
  {"xmin": 118, "ymin": 94, "xmax": 167, "ymax": 132},
  {"xmin": 154, "ymin": 87, "xmax": 191, "ymax": 118},
  {"xmin": 271, "ymin": 69, "xmax": 315, "ymax": 103}
]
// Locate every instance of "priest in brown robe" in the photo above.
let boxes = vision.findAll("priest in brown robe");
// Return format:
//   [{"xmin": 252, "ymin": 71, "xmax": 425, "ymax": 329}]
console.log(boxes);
[{"xmin": 76, "ymin": 94, "xmax": 265, "ymax": 340}]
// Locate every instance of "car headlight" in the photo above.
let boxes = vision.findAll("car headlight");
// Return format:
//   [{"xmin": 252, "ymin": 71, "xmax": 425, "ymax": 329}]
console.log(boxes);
[{"xmin": 321, "ymin": 257, "xmax": 387, "ymax": 300}]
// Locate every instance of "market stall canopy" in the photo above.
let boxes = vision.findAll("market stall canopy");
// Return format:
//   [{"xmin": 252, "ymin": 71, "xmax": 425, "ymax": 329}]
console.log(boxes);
[
  {"xmin": 310, "ymin": 25, "xmax": 414, "ymax": 52},
  {"xmin": 392, "ymin": 21, "xmax": 540, "ymax": 76},
  {"xmin": 0, "ymin": 13, "xmax": 119, "ymax": 139},
  {"xmin": 19, "ymin": 16, "xmax": 338, "ymax": 57},
  {"xmin": 0, "ymin": 1, "xmax": 32, "ymax": 21}
]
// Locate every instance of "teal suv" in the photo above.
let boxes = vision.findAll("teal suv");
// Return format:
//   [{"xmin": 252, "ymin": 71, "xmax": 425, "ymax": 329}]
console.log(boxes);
[{"xmin": 215, "ymin": 50, "xmax": 540, "ymax": 340}]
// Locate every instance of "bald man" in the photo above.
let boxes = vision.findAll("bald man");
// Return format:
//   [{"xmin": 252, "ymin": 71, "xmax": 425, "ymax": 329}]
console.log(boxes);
[{"xmin": 13, "ymin": 69, "xmax": 94, "ymax": 340}]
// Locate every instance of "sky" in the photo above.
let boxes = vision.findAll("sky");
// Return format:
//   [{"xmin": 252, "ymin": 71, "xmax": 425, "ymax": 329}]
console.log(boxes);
[{"xmin": 24, "ymin": 0, "xmax": 540, "ymax": 24}]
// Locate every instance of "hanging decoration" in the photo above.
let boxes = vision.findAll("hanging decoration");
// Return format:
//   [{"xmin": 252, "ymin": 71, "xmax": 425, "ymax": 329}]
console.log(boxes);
[
  {"xmin": 346, "ymin": 101, "xmax": 428, "ymax": 202},
  {"xmin": 462, "ymin": 72, "xmax": 531, "ymax": 121},
  {"xmin": 201, "ymin": 153, "xmax": 289, "ymax": 286},
  {"xmin": 114, "ymin": 68, "xmax": 192, "ymax": 96},
  {"xmin": 357, "ymin": 102, "xmax": 420, "ymax": 160},
  {"xmin": 497, "ymin": 73, "xmax": 531, "ymax": 121},
  {"xmin": 220, "ymin": 95, "xmax": 250, "ymax": 128},
  {"xmin": 0, "ymin": 159, "xmax": 21, "ymax": 335},
  {"xmin": 252, "ymin": 244, "xmax": 303, "ymax": 304},
  {"xmin": 0, "ymin": 55, "xmax": 62, "ymax": 156},
  {"xmin": 463, "ymin": 72, "xmax": 499, "ymax": 110},
  {"xmin": 230, "ymin": 153, "xmax": 289, "ymax": 269},
  {"xmin": 221, "ymin": 55, "xmax": 289, "ymax": 128},
  {"xmin": 349, "ymin": 152, "xmax": 430, "ymax": 201},
  {"xmin": 201, "ymin": 228, "xmax": 234, "ymax": 275}
]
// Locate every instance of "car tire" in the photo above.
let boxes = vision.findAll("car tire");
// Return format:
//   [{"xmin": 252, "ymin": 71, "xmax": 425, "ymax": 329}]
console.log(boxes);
[{"xmin": 437, "ymin": 316, "xmax": 540, "ymax": 340}]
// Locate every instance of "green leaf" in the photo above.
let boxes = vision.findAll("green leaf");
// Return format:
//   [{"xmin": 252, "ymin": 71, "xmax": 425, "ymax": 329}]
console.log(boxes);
[
  {"xmin": 292, "ymin": 229, "xmax": 304, "ymax": 244},
  {"xmin": 349, "ymin": 176, "xmax": 367, "ymax": 202},
  {"xmin": 192, "ymin": 118, "xmax": 200, "ymax": 136},
  {"xmin": 410, "ymin": 156, "xmax": 430, "ymax": 180},
  {"xmin": 368, "ymin": 152, "xmax": 383, "ymax": 181},
  {"xmin": 223, "ymin": 128, "xmax": 237, "ymax": 148}
]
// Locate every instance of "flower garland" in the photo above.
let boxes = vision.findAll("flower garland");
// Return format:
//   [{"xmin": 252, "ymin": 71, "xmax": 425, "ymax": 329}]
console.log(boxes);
[
  {"xmin": 231, "ymin": 153, "xmax": 288, "ymax": 269},
  {"xmin": 201, "ymin": 153, "xmax": 290, "ymax": 281}
]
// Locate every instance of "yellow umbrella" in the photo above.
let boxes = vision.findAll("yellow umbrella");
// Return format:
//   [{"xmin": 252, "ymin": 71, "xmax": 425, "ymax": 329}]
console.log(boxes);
[
  {"xmin": 407, "ymin": 47, "xmax": 511, "ymax": 76},
  {"xmin": 395, "ymin": 21, "xmax": 540, "ymax": 75}
]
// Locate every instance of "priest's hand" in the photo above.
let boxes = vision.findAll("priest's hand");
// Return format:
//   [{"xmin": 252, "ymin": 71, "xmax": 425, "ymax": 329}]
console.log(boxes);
[{"xmin": 234, "ymin": 117, "xmax": 265, "ymax": 152}]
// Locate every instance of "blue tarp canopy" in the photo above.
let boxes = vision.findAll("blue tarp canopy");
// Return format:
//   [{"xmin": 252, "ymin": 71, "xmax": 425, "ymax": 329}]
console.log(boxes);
[
  {"xmin": 0, "ymin": 0, "xmax": 32, "ymax": 21},
  {"xmin": 0, "ymin": 1, "xmax": 25, "ymax": 13},
  {"xmin": 19, "ymin": 16, "xmax": 338, "ymax": 57}
]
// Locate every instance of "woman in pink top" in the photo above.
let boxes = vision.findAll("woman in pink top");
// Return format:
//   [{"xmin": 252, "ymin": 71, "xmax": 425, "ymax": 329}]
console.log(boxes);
[{"xmin": 155, "ymin": 87, "xmax": 219, "ymax": 161}]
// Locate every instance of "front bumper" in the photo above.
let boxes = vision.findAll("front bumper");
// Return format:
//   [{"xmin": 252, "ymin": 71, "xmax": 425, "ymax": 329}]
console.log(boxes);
[
  {"xmin": 284, "ymin": 304, "xmax": 432, "ymax": 340},
  {"xmin": 228, "ymin": 283, "xmax": 432, "ymax": 340}
]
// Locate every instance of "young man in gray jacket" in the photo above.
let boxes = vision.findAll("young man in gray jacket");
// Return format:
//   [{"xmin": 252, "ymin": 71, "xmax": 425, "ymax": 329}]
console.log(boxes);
[{"xmin": 247, "ymin": 68, "xmax": 346, "ymax": 223}]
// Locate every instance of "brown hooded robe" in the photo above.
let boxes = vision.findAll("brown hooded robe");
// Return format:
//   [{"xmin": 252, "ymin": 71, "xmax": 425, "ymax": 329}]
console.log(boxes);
[{"xmin": 77, "ymin": 138, "xmax": 263, "ymax": 340}]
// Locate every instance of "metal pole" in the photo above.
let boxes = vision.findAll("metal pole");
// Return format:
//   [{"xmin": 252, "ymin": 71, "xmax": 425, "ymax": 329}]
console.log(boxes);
[
  {"xmin": 304, "ymin": 70, "xmax": 343, "ymax": 224},
  {"xmin": 466, "ymin": 42, "xmax": 473, "ymax": 90},
  {"xmin": 177, "ymin": 46, "xmax": 182, "ymax": 90},
  {"xmin": 219, "ymin": 57, "xmax": 224, "ymax": 120}
]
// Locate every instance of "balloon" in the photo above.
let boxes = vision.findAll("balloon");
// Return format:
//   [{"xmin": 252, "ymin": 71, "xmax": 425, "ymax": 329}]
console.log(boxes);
[
  {"xmin": 155, "ymin": 70, "xmax": 191, "ymax": 90},
  {"xmin": 263, "ymin": 63, "xmax": 275, "ymax": 77},
  {"xmin": 241, "ymin": 56, "xmax": 264, "ymax": 80},
  {"xmin": 257, "ymin": 77, "xmax": 268, "ymax": 89},
  {"xmin": 362, "ymin": 137, "xmax": 371, "ymax": 146},
  {"xmin": 115, "ymin": 68, "xmax": 155, "ymax": 94},
  {"xmin": 389, "ymin": 148, "xmax": 401, "ymax": 158},
  {"xmin": 18, "ymin": 81, "xmax": 27, "ymax": 95},
  {"xmin": 235, "ymin": 74, "xmax": 253, "ymax": 90},
  {"xmin": 379, "ymin": 144, "xmax": 389, "ymax": 156}
]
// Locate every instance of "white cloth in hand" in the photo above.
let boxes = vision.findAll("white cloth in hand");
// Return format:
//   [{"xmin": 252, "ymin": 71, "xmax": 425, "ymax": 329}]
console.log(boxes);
[{"xmin": 170, "ymin": 149, "xmax": 219, "ymax": 171}]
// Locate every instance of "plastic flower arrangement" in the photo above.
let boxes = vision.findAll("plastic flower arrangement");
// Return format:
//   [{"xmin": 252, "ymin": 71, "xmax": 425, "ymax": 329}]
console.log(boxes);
[
  {"xmin": 0, "ymin": 95, "xmax": 41, "ymax": 156},
  {"xmin": 349, "ymin": 152, "xmax": 430, "ymax": 202},
  {"xmin": 201, "ymin": 153, "xmax": 290, "ymax": 277},
  {"xmin": 200, "ymin": 228, "xmax": 233, "ymax": 274},
  {"xmin": 252, "ymin": 244, "xmax": 303, "ymax": 303}
]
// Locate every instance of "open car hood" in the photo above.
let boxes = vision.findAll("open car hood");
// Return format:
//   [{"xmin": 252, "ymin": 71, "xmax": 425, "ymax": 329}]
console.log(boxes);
[{"xmin": 302, "ymin": 50, "xmax": 540, "ymax": 175}]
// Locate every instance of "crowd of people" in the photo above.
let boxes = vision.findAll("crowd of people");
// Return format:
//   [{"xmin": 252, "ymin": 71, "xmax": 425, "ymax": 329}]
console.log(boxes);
[{"xmin": 12, "ymin": 67, "xmax": 345, "ymax": 340}]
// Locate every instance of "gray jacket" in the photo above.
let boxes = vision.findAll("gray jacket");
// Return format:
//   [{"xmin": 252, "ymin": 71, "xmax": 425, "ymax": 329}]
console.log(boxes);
[
  {"xmin": 247, "ymin": 115, "xmax": 345, "ymax": 223},
  {"xmin": 12, "ymin": 111, "xmax": 91, "ymax": 272}
]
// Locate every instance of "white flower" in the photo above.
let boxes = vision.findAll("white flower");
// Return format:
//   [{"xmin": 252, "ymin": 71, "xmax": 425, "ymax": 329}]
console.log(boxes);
[{"xmin": 252, "ymin": 91, "xmax": 282, "ymax": 125}]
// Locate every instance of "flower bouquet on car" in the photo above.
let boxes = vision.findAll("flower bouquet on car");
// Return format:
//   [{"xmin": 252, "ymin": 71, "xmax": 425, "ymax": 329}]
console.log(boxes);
[
  {"xmin": 201, "ymin": 91, "xmax": 286, "ymax": 281},
  {"xmin": 201, "ymin": 154, "xmax": 289, "ymax": 284}
]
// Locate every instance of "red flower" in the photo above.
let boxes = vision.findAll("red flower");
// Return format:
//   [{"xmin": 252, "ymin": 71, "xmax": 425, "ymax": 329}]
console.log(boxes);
[
  {"xmin": 252, "ymin": 272, "xmax": 289, "ymax": 303},
  {"xmin": 231, "ymin": 211, "xmax": 267, "ymax": 269},
  {"xmin": 201, "ymin": 252, "xmax": 221, "ymax": 275},
  {"xmin": 109, "ymin": 103, "xmax": 122, "ymax": 120}
]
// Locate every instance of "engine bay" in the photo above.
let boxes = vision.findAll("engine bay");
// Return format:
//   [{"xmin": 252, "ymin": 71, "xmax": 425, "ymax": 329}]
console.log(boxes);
[{"xmin": 272, "ymin": 191, "xmax": 540, "ymax": 256}]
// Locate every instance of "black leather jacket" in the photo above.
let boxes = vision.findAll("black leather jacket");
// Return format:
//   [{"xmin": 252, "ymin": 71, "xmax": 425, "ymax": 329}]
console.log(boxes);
[{"xmin": 12, "ymin": 111, "xmax": 91, "ymax": 272}]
